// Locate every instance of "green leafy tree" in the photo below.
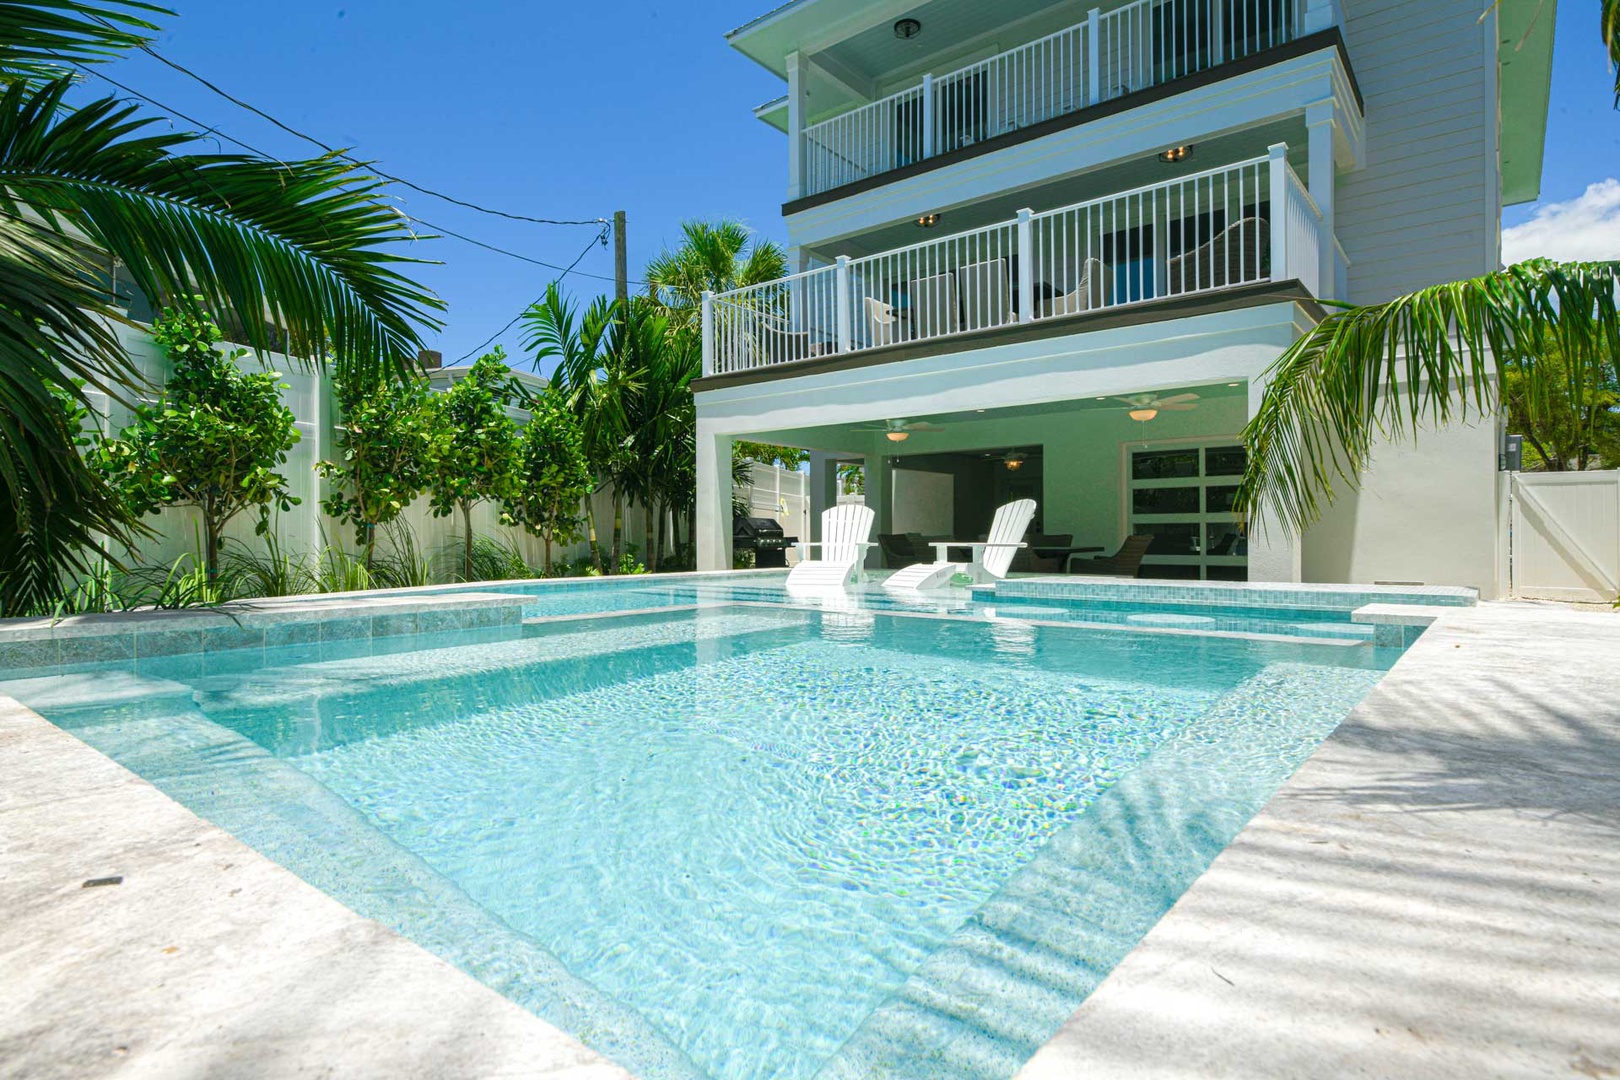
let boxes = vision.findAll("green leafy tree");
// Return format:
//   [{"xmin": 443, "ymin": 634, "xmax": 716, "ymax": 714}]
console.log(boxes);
[
  {"xmin": 429, "ymin": 349, "xmax": 520, "ymax": 581},
  {"xmin": 504, "ymin": 388, "xmax": 593, "ymax": 572},
  {"xmin": 736, "ymin": 442, "xmax": 809, "ymax": 470},
  {"xmin": 318, "ymin": 369, "xmax": 442, "ymax": 569},
  {"xmin": 93, "ymin": 305, "xmax": 300, "ymax": 580},
  {"xmin": 1505, "ymin": 340, "xmax": 1620, "ymax": 471},
  {"xmin": 0, "ymin": 4, "xmax": 442, "ymax": 615}
]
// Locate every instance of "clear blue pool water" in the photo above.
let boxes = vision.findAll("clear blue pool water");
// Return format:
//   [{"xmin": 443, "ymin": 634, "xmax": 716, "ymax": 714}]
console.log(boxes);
[{"xmin": 4, "ymin": 586, "xmax": 1396, "ymax": 1079}]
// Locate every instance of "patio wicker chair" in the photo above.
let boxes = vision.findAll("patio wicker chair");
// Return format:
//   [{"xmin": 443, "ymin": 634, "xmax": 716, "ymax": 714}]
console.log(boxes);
[
  {"xmin": 877, "ymin": 533, "xmax": 922, "ymax": 568},
  {"xmin": 1165, "ymin": 217, "xmax": 1269, "ymax": 295},
  {"xmin": 954, "ymin": 257, "xmax": 1012, "ymax": 331},
  {"xmin": 1041, "ymin": 258, "xmax": 1113, "ymax": 317},
  {"xmin": 1069, "ymin": 534, "xmax": 1154, "ymax": 577},
  {"xmin": 909, "ymin": 272, "xmax": 961, "ymax": 339}
]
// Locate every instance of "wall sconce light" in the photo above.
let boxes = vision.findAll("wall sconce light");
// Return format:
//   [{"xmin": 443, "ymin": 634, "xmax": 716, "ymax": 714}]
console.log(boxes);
[
  {"xmin": 1158, "ymin": 145, "xmax": 1194, "ymax": 164},
  {"xmin": 894, "ymin": 17, "xmax": 922, "ymax": 39},
  {"xmin": 915, "ymin": 212, "xmax": 941, "ymax": 228},
  {"xmin": 1128, "ymin": 408, "xmax": 1159, "ymax": 422}
]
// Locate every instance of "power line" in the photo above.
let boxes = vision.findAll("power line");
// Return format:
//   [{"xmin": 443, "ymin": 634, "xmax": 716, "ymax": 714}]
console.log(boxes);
[
  {"xmin": 454, "ymin": 226, "xmax": 610, "ymax": 364},
  {"xmin": 131, "ymin": 43, "xmax": 607, "ymax": 229},
  {"xmin": 75, "ymin": 66, "xmax": 644, "ymax": 285}
]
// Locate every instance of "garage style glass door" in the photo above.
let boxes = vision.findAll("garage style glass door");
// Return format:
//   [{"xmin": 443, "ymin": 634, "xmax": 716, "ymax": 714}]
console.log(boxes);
[{"xmin": 1128, "ymin": 442, "xmax": 1248, "ymax": 580}]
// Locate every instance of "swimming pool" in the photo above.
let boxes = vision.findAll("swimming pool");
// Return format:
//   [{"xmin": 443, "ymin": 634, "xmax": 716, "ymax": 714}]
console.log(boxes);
[{"xmin": 0, "ymin": 577, "xmax": 1429, "ymax": 1078}]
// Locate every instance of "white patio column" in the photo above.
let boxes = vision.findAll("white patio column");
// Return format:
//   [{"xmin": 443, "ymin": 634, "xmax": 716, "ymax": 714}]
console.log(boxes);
[
  {"xmin": 695, "ymin": 424, "xmax": 734, "ymax": 572},
  {"xmin": 861, "ymin": 449, "xmax": 893, "ymax": 573},
  {"xmin": 1306, "ymin": 99, "xmax": 1337, "ymax": 300},
  {"xmin": 1244, "ymin": 378, "xmax": 1303, "ymax": 583},
  {"xmin": 807, "ymin": 451, "xmax": 839, "ymax": 543},
  {"xmin": 786, "ymin": 51, "xmax": 807, "ymax": 201}
]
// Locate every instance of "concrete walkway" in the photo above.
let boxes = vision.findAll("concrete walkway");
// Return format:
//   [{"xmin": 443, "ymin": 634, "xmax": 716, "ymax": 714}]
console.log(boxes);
[
  {"xmin": 1018, "ymin": 601, "xmax": 1620, "ymax": 1079},
  {"xmin": 0, "ymin": 697, "xmax": 630, "ymax": 1080}
]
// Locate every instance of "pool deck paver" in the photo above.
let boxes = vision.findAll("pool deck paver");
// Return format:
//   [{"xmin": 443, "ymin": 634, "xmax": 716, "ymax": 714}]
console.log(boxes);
[
  {"xmin": 1017, "ymin": 600, "xmax": 1620, "ymax": 1079},
  {"xmin": 0, "ymin": 696, "xmax": 632, "ymax": 1080}
]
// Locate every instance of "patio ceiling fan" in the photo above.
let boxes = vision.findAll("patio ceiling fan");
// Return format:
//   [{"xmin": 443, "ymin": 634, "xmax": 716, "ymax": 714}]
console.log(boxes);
[
  {"xmin": 859, "ymin": 418, "xmax": 944, "ymax": 442},
  {"xmin": 1111, "ymin": 392, "xmax": 1198, "ymax": 422}
]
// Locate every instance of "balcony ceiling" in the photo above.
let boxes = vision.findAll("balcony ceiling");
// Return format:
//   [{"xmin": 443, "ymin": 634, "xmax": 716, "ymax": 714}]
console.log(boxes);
[{"xmin": 730, "ymin": 0, "xmax": 1075, "ymax": 111}]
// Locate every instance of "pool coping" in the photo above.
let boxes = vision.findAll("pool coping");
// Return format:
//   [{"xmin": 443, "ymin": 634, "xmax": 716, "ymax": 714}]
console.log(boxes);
[{"xmin": 1016, "ymin": 599, "xmax": 1620, "ymax": 1078}]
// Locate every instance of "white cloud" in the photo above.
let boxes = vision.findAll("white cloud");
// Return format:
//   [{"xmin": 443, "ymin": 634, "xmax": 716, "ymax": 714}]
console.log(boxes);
[{"xmin": 1501, "ymin": 179, "xmax": 1620, "ymax": 264}]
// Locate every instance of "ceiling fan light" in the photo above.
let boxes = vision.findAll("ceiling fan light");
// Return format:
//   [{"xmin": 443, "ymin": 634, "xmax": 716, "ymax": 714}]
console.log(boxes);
[
  {"xmin": 1004, "ymin": 458, "xmax": 1023, "ymax": 470},
  {"xmin": 886, "ymin": 430, "xmax": 909, "ymax": 442},
  {"xmin": 1129, "ymin": 408, "xmax": 1158, "ymax": 422}
]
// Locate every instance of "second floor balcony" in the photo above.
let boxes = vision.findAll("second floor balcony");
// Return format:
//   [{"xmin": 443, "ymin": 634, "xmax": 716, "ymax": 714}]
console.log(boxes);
[
  {"xmin": 701, "ymin": 146, "xmax": 1339, "ymax": 379},
  {"xmin": 772, "ymin": 0, "xmax": 1342, "ymax": 204}
]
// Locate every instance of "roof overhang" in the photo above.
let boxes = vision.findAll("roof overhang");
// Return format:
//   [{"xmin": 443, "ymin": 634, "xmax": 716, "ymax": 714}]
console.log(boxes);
[
  {"xmin": 726, "ymin": 0, "xmax": 926, "ymax": 80},
  {"xmin": 1497, "ymin": 0, "xmax": 1556, "ymax": 206}
]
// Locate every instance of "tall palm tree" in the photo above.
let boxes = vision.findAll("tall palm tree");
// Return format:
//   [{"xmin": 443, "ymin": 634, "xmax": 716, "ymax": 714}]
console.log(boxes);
[
  {"xmin": 0, "ymin": 2, "xmax": 443, "ymax": 614},
  {"xmin": 521, "ymin": 282, "xmax": 639, "ymax": 571},
  {"xmin": 1235, "ymin": 259, "xmax": 1620, "ymax": 533},
  {"xmin": 644, "ymin": 219, "xmax": 787, "ymax": 326}
]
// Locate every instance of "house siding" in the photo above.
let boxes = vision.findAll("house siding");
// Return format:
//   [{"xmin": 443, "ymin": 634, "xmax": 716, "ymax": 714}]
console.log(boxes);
[{"xmin": 1336, "ymin": 0, "xmax": 1500, "ymax": 303}]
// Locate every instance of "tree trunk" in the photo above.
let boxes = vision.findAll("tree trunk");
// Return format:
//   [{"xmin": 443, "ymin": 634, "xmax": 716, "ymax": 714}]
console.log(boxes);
[
  {"xmin": 203, "ymin": 515, "xmax": 222, "ymax": 583},
  {"xmin": 653, "ymin": 502, "xmax": 666, "ymax": 574},
  {"xmin": 611, "ymin": 491, "xmax": 624, "ymax": 573},
  {"xmin": 642, "ymin": 500, "xmax": 654, "ymax": 573},
  {"xmin": 460, "ymin": 501, "xmax": 474, "ymax": 582},
  {"xmin": 363, "ymin": 522, "xmax": 376, "ymax": 572},
  {"xmin": 584, "ymin": 491, "xmax": 602, "ymax": 573},
  {"xmin": 543, "ymin": 535, "xmax": 553, "ymax": 574}
]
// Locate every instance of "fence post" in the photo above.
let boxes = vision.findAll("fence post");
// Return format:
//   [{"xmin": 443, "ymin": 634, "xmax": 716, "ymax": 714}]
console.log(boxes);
[
  {"xmin": 701, "ymin": 290, "xmax": 715, "ymax": 375},
  {"xmin": 1267, "ymin": 143, "xmax": 1289, "ymax": 283},
  {"xmin": 1016, "ymin": 209, "xmax": 1035, "ymax": 324},
  {"xmin": 920, "ymin": 74, "xmax": 935, "ymax": 160},
  {"xmin": 1086, "ymin": 8, "xmax": 1101, "ymax": 105},
  {"xmin": 835, "ymin": 256, "xmax": 852, "ymax": 353}
]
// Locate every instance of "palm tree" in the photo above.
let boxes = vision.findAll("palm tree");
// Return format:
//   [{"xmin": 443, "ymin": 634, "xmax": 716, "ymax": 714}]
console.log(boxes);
[
  {"xmin": 0, "ymin": 3, "xmax": 442, "ymax": 614},
  {"xmin": 521, "ymin": 283, "xmax": 638, "ymax": 572},
  {"xmin": 1604, "ymin": 0, "xmax": 1618, "ymax": 103},
  {"xmin": 644, "ymin": 220, "xmax": 787, "ymax": 326},
  {"xmin": 1235, "ymin": 259, "xmax": 1620, "ymax": 533}
]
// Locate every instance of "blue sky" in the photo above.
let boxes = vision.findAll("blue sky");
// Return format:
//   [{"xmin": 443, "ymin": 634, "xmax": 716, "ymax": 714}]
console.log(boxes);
[{"xmin": 75, "ymin": 1, "xmax": 1617, "ymax": 368}]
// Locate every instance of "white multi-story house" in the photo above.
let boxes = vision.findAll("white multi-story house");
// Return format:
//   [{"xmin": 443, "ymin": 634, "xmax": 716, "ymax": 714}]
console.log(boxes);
[{"xmin": 692, "ymin": 0, "xmax": 1554, "ymax": 595}]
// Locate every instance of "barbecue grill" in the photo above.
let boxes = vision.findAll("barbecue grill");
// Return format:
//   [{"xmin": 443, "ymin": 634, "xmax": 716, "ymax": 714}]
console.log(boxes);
[{"xmin": 733, "ymin": 515, "xmax": 798, "ymax": 569}]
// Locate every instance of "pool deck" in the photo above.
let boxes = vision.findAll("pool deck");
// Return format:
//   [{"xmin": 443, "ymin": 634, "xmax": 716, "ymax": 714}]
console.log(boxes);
[
  {"xmin": 1019, "ymin": 600, "xmax": 1620, "ymax": 1079},
  {"xmin": 0, "ymin": 695, "xmax": 630, "ymax": 1079},
  {"xmin": 1, "ymin": 594, "xmax": 1615, "ymax": 1077}
]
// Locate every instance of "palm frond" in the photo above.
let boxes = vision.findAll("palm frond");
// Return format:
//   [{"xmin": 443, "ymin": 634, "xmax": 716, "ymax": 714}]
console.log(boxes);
[
  {"xmin": 1606, "ymin": 0, "xmax": 1620, "ymax": 106},
  {"xmin": 0, "ymin": 80, "xmax": 444, "ymax": 379},
  {"xmin": 0, "ymin": 1, "xmax": 167, "ymax": 82},
  {"xmin": 1236, "ymin": 259, "xmax": 1620, "ymax": 536}
]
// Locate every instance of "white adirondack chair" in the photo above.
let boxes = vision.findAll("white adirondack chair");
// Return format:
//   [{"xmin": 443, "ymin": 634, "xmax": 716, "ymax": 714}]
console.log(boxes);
[
  {"xmin": 786, "ymin": 503, "xmax": 877, "ymax": 591},
  {"xmin": 883, "ymin": 499, "xmax": 1036, "ymax": 591}
]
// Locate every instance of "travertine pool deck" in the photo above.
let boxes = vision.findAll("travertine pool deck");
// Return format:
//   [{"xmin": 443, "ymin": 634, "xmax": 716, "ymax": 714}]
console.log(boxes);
[
  {"xmin": 1, "ymin": 593, "xmax": 1615, "ymax": 1077},
  {"xmin": 1020, "ymin": 600, "xmax": 1620, "ymax": 1079}
]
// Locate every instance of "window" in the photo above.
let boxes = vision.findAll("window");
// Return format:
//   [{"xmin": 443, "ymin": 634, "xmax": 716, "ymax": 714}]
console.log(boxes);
[{"xmin": 1128, "ymin": 441, "xmax": 1248, "ymax": 580}]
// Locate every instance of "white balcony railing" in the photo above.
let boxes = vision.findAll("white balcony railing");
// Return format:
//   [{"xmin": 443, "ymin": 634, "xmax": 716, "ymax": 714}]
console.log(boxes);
[
  {"xmin": 799, "ymin": 0, "xmax": 1309, "ymax": 198},
  {"xmin": 702, "ymin": 147, "xmax": 1329, "ymax": 377}
]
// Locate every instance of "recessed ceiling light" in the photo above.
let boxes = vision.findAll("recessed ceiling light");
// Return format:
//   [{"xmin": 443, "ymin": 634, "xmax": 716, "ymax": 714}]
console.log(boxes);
[
  {"xmin": 915, "ymin": 212, "xmax": 941, "ymax": 228},
  {"xmin": 1158, "ymin": 145, "xmax": 1194, "ymax": 164},
  {"xmin": 894, "ymin": 17, "xmax": 922, "ymax": 39},
  {"xmin": 1227, "ymin": 382, "xmax": 1240, "ymax": 387}
]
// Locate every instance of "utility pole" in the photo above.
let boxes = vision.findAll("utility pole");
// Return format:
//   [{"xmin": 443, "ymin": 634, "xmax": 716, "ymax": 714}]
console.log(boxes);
[{"xmin": 613, "ymin": 209, "xmax": 627, "ymax": 306}]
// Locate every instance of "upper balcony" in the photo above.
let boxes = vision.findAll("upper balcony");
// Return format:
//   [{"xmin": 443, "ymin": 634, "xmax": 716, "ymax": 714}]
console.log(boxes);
[
  {"xmin": 736, "ymin": 0, "xmax": 1346, "ymax": 210},
  {"xmin": 699, "ymin": 145, "xmax": 1338, "ymax": 381}
]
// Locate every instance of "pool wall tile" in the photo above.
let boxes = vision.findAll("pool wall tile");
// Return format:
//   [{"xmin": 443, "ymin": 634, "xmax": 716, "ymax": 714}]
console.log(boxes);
[{"xmin": 136, "ymin": 629, "xmax": 205, "ymax": 658}]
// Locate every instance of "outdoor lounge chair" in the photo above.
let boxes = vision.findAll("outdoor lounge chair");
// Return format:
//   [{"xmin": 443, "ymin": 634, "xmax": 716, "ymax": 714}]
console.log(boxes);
[
  {"xmin": 1069, "ymin": 534, "xmax": 1154, "ymax": 577},
  {"xmin": 1165, "ymin": 217, "xmax": 1269, "ymax": 295},
  {"xmin": 909, "ymin": 273, "xmax": 961, "ymax": 338},
  {"xmin": 787, "ymin": 503, "xmax": 877, "ymax": 591},
  {"xmin": 1041, "ymin": 258, "xmax": 1113, "ymax": 317},
  {"xmin": 866, "ymin": 296, "xmax": 901, "ymax": 347},
  {"xmin": 955, "ymin": 258, "xmax": 1012, "ymax": 331},
  {"xmin": 883, "ymin": 498, "xmax": 1036, "ymax": 591}
]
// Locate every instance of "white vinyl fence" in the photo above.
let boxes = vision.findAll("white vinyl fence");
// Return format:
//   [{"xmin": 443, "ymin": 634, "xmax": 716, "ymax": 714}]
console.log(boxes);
[
  {"xmin": 1503, "ymin": 470, "xmax": 1620, "ymax": 602},
  {"xmin": 80, "ymin": 325, "xmax": 658, "ymax": 580}
]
